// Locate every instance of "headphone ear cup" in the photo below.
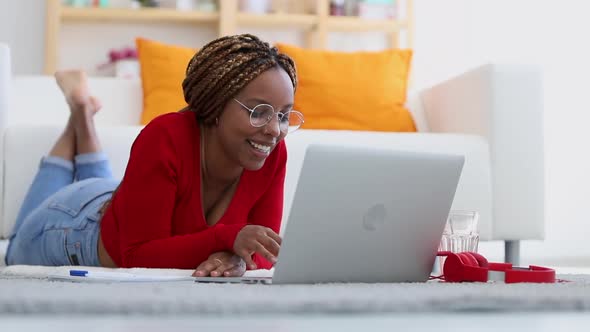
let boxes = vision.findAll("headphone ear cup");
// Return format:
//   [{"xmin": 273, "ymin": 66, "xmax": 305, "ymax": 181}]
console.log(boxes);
[
  {"xmin": 457, "ymin": 252, "xmax": 479, "ymax": 267},
  {"xmin": 442, "ymin": 252, "xmax": 490, "ymax": 283},
  {"xmin": 467, "ymin": 252, "xmax": 489, "ymax": 268},
  {"xmin": 442, "ymin": 253, "xmax": 464, "ymax": 282}
]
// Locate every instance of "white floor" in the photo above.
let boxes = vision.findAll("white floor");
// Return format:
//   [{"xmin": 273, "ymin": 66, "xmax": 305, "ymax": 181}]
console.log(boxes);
[
  {"xmin": 2, "ymin": 313, "xmax": 590, "ymax": 332},
  {"xmin": 555, "ymin": 266, "xmax": 590, "ymax": 274}
]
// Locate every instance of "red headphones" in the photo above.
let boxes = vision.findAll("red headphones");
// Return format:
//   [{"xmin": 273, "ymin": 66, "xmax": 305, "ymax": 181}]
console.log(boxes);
[{"xmin": 437, "ymin": 251, "xmax": 556, "ymax": 283}]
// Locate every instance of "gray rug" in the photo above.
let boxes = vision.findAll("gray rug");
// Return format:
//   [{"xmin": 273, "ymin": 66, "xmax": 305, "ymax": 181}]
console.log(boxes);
[{"xmin": 1, "ymin": 271, "xmax": 590, "ymax": 315}]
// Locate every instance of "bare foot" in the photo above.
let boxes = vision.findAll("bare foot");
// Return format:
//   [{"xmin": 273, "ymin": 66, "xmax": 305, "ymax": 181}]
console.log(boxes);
[
  {"xmin": 89, "ymin": 96, "xmax": 102, "ymax": 113},
  {"xmin": 55, "ymin": 70, "xmax": 101, "ymax": 115}
]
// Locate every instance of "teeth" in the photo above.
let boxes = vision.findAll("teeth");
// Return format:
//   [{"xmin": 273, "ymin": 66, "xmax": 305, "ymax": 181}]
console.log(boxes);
[{"xmin": 249, "ymin": 140, "xmax": 271, "ymax": 153}]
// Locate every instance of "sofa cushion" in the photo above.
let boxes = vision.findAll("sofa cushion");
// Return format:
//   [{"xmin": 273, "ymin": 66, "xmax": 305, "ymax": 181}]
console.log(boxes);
[
  {"xmin": 136, "ymin": 38, "xmax": 196, "ymax": 125},
  {"xmin": 276, "ymin": 43, "xmax": 415, "ymax": 132}
]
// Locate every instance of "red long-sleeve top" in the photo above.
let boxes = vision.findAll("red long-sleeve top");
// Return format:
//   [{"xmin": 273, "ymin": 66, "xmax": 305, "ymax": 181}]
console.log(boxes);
[{"xmin": 100, "ymin": 111, "xmax": 287, "ymax": 269}]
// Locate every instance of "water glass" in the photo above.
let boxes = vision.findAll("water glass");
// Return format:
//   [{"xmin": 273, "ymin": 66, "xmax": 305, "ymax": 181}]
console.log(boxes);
[
  {"xmin": 439, "ymin": 210, "xmax": 480, "ymax": 253},
  {"xmin": 436, "ymin": 210, "xmax": 480, "ymax": 274}
]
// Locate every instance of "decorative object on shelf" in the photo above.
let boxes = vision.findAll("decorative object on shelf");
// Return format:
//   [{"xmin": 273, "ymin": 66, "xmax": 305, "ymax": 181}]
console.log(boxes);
[
  {"xmin": 64, "ymin": 0, "xmax": 91, "ymax": 7},
  {"xmin": 175, "ymin": 0, "xmax": 195, "ymax": 11},
  {"xmin": 344, "ymin": 0, "xmax": 359, "ymax": 16},
  {"xmin": 97, "ymin": 47, "xmax": 140, "ymax": 79},
  {"xmin": 330, "ymin": 0, "xmax": 346, "ymax": 16},
  {"xmin": 357, "ymin": 0, "xmax": 397, "ymax": 20},
  {"xmin": 239, "ymin": 0, "xmax": 271, "ymax": 14},
  {"xmin": 138, "ymin": 0, "xmax": 160, "ymax": 7},
  {"xmin": 64, "ymin": 0, "xmax": 109, "ymax": 7},
  {"xmin": 195, "ymin": 0, "xmax": 216, "ymax": 12},
  {"xmin": 129, "ymin": 0, "xmax": 141, "ymax": 9}
]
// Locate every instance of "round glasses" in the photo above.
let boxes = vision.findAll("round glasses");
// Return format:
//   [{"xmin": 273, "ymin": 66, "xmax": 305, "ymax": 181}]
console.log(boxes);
[{"xmin": 234, "ymin": 99, "xmax": 304, "ymax": 134}]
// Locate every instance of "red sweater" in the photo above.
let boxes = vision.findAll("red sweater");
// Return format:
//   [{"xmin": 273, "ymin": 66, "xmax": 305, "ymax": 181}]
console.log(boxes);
[{"xmin": 100, "ymin": 111, "xmax": 287, "ymax": 269}]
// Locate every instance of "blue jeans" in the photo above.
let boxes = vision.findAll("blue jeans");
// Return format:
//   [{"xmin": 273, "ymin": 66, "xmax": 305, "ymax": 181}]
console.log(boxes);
[{"xmin": 5, "ymin": 152, "xmax": 119, "ymax": 266}]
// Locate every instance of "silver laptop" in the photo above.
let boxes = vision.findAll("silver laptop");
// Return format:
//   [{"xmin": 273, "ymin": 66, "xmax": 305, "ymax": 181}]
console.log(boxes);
[{"xmin": 195, "ymin": 144, "xmax": 464, "ymax": 284}]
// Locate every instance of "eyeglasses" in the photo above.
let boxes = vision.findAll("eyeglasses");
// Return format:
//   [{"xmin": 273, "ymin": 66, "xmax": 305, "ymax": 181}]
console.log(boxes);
[{"xmin": 234, "ymin": 98, "xmax": 304, "ymax": 134}]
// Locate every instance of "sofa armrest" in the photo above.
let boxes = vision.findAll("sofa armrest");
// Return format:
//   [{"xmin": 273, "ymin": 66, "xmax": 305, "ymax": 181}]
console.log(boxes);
[
  {"xmin": 0, "ymin": 44, "xmax": 10, "ymax": 241},
  {"xmin": 0, "ymin": 44, "xmax": 9, "ymax": 130},
  {"xmin": 420, "ymin": 64, "xmax": 544, "ymax": 240}
]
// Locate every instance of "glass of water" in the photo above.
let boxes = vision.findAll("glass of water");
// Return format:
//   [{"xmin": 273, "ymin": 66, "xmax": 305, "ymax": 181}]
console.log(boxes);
[
  {"xmin": 439, "ymin": 210, "xmax": 480, "ymax": 253},
  {"xmin": 436, "ymin": 210, "xmax": 480, "ymax": 274}
]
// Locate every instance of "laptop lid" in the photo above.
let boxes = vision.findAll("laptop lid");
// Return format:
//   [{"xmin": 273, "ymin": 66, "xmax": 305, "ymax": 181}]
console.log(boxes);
[{"xmin": 272, "ymin": 144, "xmax": 465, "ymax": 284}]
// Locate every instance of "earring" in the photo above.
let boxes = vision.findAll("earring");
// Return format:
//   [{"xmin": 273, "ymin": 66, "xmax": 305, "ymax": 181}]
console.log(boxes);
[{"xmin": 215, "ymin": 117, "xmax": 219, "ymax": 126}]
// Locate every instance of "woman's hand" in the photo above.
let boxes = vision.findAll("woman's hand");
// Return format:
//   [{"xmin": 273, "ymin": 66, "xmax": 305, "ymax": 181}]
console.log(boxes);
[
  {"xmin": 233, "ymin": 225, "xmax": 282, "ymax": 270},
  {"xmin": 192, "ymin": 251, "xmax": 246, "ymax": 277}
]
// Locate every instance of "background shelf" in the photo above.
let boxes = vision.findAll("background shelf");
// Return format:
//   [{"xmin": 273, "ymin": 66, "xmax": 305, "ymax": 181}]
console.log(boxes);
[
  {"xmin": 326, "ymin": 17, "xmax": 407, "ymax": 33},
  {"xmin": 61, "ymin": 7, "xmax": 219, "ymax": 24},
  {"xmin": 236, "ymin": 13, "xmax": 317, "ymax": 29},
  {"xmin": 44, "ymin": 0, "xmax": 413, "ymax": 74}
]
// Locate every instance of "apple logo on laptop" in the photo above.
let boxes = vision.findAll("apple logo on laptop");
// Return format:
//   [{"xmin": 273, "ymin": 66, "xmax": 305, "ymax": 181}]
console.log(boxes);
[{"xmin": 362, "ymin": 203, "xmax": 387, "ymax": 231}]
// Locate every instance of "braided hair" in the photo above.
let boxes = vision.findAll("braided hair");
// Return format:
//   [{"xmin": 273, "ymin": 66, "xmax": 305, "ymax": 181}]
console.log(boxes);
[{"xmin": 182, "ymin": 34, "xmax": 297, "ymax": 125}]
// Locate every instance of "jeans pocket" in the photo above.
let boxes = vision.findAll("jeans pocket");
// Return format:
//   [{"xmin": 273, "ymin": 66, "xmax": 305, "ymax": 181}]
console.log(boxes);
[
  {"xmin": 43, "ymin": 229, "xmax": 70, "ymax": 266},
  {"xmin": 47, "ymin": 178, "xmax": 115, "ymax": 229}
]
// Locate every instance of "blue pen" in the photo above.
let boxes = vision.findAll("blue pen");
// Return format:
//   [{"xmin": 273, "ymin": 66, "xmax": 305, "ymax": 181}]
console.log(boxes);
[
  {"xmin": 70, "ymin": 270, "xmax": 89, "ymax": 277},
  {"xmin": 69, "ymin": 269, "xmax": 136, "ymax": 278}
]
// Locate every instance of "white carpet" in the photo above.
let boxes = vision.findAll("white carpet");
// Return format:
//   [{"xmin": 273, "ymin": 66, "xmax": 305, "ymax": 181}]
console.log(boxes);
[{"xmin": 1, "ymin": 265, "xmax": 590, "ymax": 315}]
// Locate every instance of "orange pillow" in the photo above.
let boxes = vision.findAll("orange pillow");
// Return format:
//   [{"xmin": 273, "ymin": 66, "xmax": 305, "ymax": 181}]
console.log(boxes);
[
  {"xmin": 276, "ymin": 43, "xmax": 416, "ymax": 132},
  {"xmin": 136, "ymin": 38, "xmax": 196, "ymax": 125}
]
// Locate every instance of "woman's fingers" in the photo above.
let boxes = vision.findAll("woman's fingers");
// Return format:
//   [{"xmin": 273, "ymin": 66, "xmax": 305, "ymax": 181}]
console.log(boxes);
[
  {"xmin": 192, "ymin": 259, "xmax": 219, "ymax": 277},
  {"xmin": 265, "ymin": 229, "xmax": 282, "ymax": 246},
  {"xmin": 255, "ymin": 243, "xmax": 277, "ymax": 264},
  {"xmin": 233, "ymin": 226, "xmax": 282, "ymax": 269},
  {"xmin": 213, "ymin": 255, "xmax": 246, "ymax": 277},
  {"xmin": 259, "ymin": 236, "xmax": 281, "ymax": 258},
  {"xmin": 193, "ymin": 253, "xmax": 247, "ymax": 277},
  {"xmin": 223, "ymin": 265, "xmax": 246, "ymax": 277},
  {"xmin": 211, "ymin": 262, "xmax": 234, "ymax": 277},
  {"xmin": 236, "ymin": 248, "xmax": 257, "ymax": 270},
  {"xmin": 221, "ymin": 258, "xmax": 246, "ymax": 277}
]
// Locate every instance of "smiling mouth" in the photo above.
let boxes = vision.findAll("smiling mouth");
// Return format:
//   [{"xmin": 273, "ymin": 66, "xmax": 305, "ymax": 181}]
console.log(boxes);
[{"xmin": 247, "ymin": 139, "xmax": 272, "ymax": 154}]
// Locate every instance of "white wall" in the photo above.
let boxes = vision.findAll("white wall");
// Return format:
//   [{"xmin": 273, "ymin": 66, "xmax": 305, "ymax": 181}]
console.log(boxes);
[
  {"xmin": 412, "ymin": 0, "xmax": 477, "ymax": 90},
  {"xmin": 2, "ymin": 0, "xmax": 590, "ymax": 266},
  {"xmin": 461, "ymin": 0, "xmax": 590, "ymax": 266},
  {"xmin": 0, "ymin": 0, "xmax": 46, "ymax": 75},
  {"xmin": 420, "ymin": 0, "xmax": 590, "ymax": 267}
]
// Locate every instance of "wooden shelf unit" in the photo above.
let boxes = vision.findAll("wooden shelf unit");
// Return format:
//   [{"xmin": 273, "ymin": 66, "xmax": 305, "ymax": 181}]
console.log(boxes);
[
  {"xmin": 237, "ymin": 13, "xmax": 318, "ymax": 29},
  {"xmin": 60, "ymin": 6, "xmax": 220, "ymax": 23},
  {"xmin": 44, "ymin": 0, "xmax": 414, "ymax": 74},
  {"xmin": 326, "ymin": 16, "xmax": 409, "ymax": 33}
]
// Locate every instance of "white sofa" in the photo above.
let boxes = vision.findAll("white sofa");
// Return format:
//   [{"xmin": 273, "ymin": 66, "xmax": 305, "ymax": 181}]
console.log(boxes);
[{"xmin": 0, "ymin": 43, "xmax": 544, "ymax": 265}]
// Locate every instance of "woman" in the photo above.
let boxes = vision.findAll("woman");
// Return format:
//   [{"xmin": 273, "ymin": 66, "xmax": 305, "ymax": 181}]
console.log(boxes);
[{"xmin": 5, "ymin": 34, "xmax": 303, "ymax": 278}]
